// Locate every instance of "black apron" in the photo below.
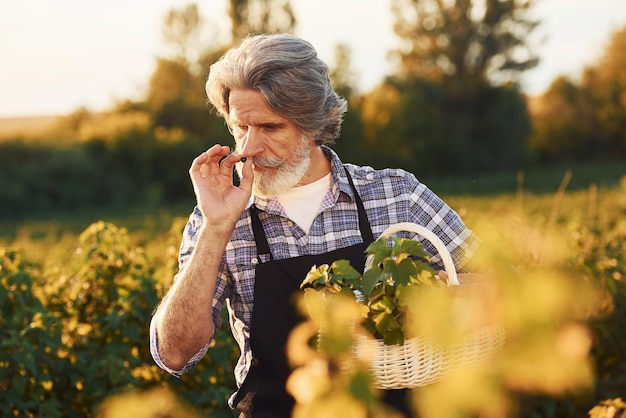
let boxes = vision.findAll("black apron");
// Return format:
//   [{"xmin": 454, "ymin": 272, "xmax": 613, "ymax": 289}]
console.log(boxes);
[{"xmin": 233, "ymin": 169, "xmax": 413, "ymax": 418}]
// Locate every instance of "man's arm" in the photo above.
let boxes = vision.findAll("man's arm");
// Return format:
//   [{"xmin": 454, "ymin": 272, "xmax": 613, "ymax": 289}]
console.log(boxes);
[
  {"xmin": 153, "ymin": 225, "xmax": 231, "ymax": 370},
  {"xmin": 152, "ymin": 145, "xmax": 253, "ymax": 371}
]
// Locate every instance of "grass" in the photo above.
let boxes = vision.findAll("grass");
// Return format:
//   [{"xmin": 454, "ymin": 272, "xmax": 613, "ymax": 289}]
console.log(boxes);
[
  {"xmin": 0, "ymin": 203, "xmax": 192, "ymax": 268},
  {"xmin": 0, "ymin": 203, "xmax": 190, "ymax": 239},
  {"xmin": 0, "ymin": 154, "xmax": 623, "ymax": 270},
  {"xmin": 422, "ymin": 160, "xmax": 625, "ymax": 196},
  {"xmin": 2, "ymin": 180, "xmax": 623, "ymax": 273}
]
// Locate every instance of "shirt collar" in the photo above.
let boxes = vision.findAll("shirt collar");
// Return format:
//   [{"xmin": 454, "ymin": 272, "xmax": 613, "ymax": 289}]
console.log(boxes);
[{"xmin": 325, "ymin": 146, "xmax": 355, "ymax": 201}]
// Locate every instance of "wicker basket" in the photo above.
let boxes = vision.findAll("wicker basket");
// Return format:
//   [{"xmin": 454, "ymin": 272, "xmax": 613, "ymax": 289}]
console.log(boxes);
[{"xmin": 355, "ymin": 222, "xmax": 506, "ymax": 389}]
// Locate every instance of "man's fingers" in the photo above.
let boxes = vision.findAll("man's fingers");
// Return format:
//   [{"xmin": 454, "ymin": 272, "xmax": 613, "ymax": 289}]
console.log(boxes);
[
  {"xmin": 207, "ymin": 145, "xmax": 232, "ymax": 175},
  {"xmin": 189, "ymin": 154, "xmax": 209, "ymax": 178},
  {"xmin": 190, "ymin": 145, "xmax": 230, "ymax": 177},
  {"xmin": 218, "ymin": 152, "xmax": 245, "ymax": 172},
  {"xmin": 207, "ymin": 144, "xmax": 230, "ymax": 156}
]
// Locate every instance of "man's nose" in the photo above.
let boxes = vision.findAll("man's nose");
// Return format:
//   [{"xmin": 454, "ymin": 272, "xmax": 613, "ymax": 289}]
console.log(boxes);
[{"xmin": 240, "ymin": 128, "xmax": 264, "ymax": 157}]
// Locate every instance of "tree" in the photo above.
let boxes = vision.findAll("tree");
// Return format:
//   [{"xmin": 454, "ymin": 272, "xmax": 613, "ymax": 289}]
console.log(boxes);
[
  {"xmin": 529, "ymin": 76, "xmax": 600, "ymax": 160},
  {"xmin": 146, "ymin": 59, "xmax": 203, "ymax": 113},
  {"xmin": 529, "ymin": 24, "xmax": 626, "ymax": 162},
  {"xmin": 326, "ymin": 44, "xmax": 371, "ymax": 165},
  {"xmin": 361, "ymin": 76, "xmax": 530, "ymax": 175},
  {"xmin": 581, "ymin": 24, "xmax": 626, "ymax": 155},
  {"xmin": 145, "ymin": 1, "xmax": 299, "ymax": 136},
  {"xmin": 329, "ymin": 43, "xmax": 359, "ymax": 99},
  {"xmin": 161, "ymin": 3, "xmax": 205, "ymax": 69},
  {"xmin": 370, "ymin": 0, "xmax": 538, "ymax": 174},
  {"xmin": 145, "ymin": 3, "xmax": 226, "ymax": 137},
  {"xmin": 146, "ymin": 3, "xmax": 207, "ymax": 116},
  {"xmin": 359, "ymin": 78, "xmax": 440, "ymax": 171},
  {"xmin": 391, "ymin": 0, "xmax": 539, "ymax": 88},
  {"xmin": 229, "ymin": 0, "xmax": 296, "ymax": 41}
]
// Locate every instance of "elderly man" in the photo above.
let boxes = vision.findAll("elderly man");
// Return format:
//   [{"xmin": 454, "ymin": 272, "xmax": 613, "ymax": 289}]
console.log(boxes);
[{"xmin": 150, "ymin": 33, "xmax": 481, "ymax": 417}]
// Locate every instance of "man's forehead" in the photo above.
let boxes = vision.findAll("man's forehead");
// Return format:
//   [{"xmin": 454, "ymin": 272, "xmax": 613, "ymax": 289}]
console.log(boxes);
[{"xmin": 228, "ymin": 89, "xmax": 287, "ymax": 125}]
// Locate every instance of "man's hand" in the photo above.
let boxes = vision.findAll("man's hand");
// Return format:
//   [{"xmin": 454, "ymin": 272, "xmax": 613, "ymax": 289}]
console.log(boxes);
[{"xmin": 189, "ymin": 144, "xmax": 254, "ymax": 229}]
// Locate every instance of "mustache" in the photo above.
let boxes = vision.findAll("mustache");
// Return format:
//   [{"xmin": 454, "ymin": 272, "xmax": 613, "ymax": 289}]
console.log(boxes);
[{"xmin": 250, "ymin": 155, "xmax": 286, "ymax": 168}]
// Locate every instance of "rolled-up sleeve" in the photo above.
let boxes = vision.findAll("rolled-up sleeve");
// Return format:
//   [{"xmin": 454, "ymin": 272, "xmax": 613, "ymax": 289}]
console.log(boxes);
[{"xmin": 149, "ymin": 314, "xmax": 210, "ymax": 377}]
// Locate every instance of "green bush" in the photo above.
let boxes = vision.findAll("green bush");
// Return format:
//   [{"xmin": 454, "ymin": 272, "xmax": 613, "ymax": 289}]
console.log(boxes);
[
  {"xmin": 0, "ymin": 132, "xmax": 206, "ymax": 218},
  {"xmin": 1, "ymin": 221, "xmax": 237, "ymax": 417},
  {"xmin": 0, "ymin": 249, "xmax": 67, "ymax": 417},
  {"xmin": 1, "ymin": 185, "xmax": 625, "ymax": 416}
]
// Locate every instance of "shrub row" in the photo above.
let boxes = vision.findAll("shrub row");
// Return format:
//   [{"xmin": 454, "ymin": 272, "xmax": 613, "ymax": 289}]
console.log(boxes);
[
  {"xmin": 0, "ymin": 222, "xmax": 238, "ymax": 417},
  {"xmin": 0, "ymin": 131, "xmax": 207, "ymax": 218}
]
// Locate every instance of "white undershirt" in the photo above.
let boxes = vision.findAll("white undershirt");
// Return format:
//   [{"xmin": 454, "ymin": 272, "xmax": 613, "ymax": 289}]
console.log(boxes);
[{"xmin": 276, "ymin": 173, "xmax": 331, "ymax": 234}]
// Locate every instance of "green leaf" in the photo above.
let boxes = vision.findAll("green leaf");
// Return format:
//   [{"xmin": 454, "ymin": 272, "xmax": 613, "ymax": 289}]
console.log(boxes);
[
  {"xmin": 300, "ymin": 264, "xmax": 330, "ymax": 289},
  {"xmin": 370, "ymin": 310, "xmax": 394, "ymax": 330},
  {"xmin": 383, "ymin": 257, "xmax": 414, "ymax": 287},
  {"xmin": 366, "ymin": 238, "xmax": 391, "ymax": 267},
  {"xmin": 382, "ymin": 328, "xmax": 405, "ymax": 345},
  {"xmin": 371, "ymin": 309, "xmax": 402, "ymax": 341},
  {"xmin": 398, "ymin": 238, "xmax": 428, "ymax": 259},
  {"xmin": 370, "ymin": 295, "xmax": 396, "ymax": 315},
  {"xmin": 329, "ymin": 259, "xmax": 362, "ymax": 287},
  {"xmin": 390, "ymin": 236, "xmax": 403, "ymax": 257},
  {"xmin": 361, "ymin": 266, "xmax": 383, "ymax": 297},
  {"xmin": 366, "ymin": 237, "xmax": 389, "ymax": 257}
]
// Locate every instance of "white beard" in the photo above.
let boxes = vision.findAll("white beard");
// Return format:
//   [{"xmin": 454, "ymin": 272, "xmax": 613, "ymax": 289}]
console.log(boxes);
[{"xmin": 236, "ymin": 136, "xmax": 311, "ymax": 197}]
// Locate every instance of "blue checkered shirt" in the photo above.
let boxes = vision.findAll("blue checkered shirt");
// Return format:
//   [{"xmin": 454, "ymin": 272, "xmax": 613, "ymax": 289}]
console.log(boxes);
[{"xmin": 150, "ymin": 147, "xmax": 480, "ymax": 400}]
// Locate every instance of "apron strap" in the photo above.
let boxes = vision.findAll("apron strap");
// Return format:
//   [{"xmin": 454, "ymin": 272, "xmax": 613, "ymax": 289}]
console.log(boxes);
[
  {"xmin": 249, "ymin": 165, "xmax": 374, "ymax": 261},
  {"xmin": 250, "ymin": 205, "xmax": 273, "ymax": 261},
  {"xmin": 343, "ymin": 165, "xmax": 375, "ymax": 244}
]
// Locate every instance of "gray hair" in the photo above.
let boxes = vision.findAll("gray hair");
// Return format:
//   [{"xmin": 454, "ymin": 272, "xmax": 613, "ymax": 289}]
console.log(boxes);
[{"xmin": 206, "ymin": 33, "xmax": 347, "ymax": 145}]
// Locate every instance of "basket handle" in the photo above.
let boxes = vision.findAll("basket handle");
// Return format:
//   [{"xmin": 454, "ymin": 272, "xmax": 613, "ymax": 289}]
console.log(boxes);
[{"xmin": 365, "ymin": 222, "xmax": 459, "ymax": 286}]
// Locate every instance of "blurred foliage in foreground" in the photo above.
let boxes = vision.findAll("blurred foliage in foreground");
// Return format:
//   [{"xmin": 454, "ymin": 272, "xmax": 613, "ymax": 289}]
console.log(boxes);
[
  {"xmin": 1, "ymin": 179, "xmax": 626, "ymax": 417},
  {"xmin": 286, "ymin": 192, "xmax": 622, "ymax": 418}
]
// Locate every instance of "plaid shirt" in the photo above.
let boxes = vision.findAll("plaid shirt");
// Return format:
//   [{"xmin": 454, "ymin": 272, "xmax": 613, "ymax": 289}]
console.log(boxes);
[{"xmin": 150, "ymin": 147, "xmax": 480, "ymax": 400}]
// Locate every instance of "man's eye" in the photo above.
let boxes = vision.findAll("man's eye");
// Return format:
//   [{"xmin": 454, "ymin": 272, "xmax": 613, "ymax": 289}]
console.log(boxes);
[{"xmin": 232, "ymin": 124, "xmax": 248, "ymax": 134}]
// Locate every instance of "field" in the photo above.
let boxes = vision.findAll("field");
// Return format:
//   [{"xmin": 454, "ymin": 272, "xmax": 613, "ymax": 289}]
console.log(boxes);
[
  {"xmin": 1, "ymin": 166, "xmax": 625, "ymax": 417},
  {"xmin": 0, "ymin": 115, "xmax": 63, "ymax": 140}
]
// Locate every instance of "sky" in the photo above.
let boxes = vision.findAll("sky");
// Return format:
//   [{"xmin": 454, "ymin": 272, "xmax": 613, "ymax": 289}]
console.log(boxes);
[{"xmin": 1, "ymin": 0, "xmax": 626, "ymax": 118}]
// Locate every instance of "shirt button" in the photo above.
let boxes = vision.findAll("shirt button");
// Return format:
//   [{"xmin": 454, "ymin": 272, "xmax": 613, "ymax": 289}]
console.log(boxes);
[
  {"xmin": 366, "ymin": 173, "xmax": 374, "ymax": 181},
  {"xmin": 287, "ymin": 220, "xmax": 294, "ymax": 227},
  {"xmin": 251, "ymin": 257, "xmax": 258, "ymax": 265}
]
